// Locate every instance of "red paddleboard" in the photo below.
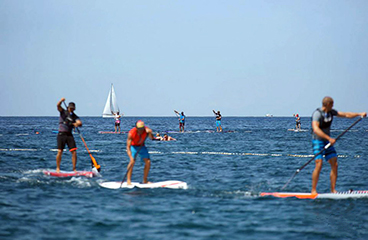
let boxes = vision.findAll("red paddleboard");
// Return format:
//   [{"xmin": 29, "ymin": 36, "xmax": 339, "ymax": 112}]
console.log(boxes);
[{"xmin": 43, "ymin": 170, "xmax": 97, "ymax": 178}]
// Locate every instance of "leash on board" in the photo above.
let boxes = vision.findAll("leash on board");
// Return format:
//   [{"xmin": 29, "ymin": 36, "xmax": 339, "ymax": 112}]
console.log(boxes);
[{"xmin": 281, "ymin": 116, "xmax": 363, "ymax": 190}]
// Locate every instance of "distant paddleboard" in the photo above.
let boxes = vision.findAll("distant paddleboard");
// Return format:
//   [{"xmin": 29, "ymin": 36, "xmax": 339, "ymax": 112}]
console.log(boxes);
[
  {"xmin": 166, "ymin": 130, "xmax": 234, "ymax": 134},
  {"xmin": 98, "ymin": 131, "xmax": 127, "ymax": 134},
  {"xmin": 99, "ymin": 180, "xmax": 188, "ymax": 190},
  {"xmin": 43, "ymin": 170, "xmax": 99, "ymax": 178},
  {"xmin": 260, "ymin": 190, "xmax": 368, "ymax": 199},
  {"xmin": 287, "ymin": 129, "xmax": 307, "ymax": 132}
]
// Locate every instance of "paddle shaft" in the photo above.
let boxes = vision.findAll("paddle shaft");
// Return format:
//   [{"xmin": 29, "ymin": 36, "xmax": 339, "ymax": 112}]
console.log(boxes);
[
  {"xmin": 281, "ymin": 116, "xmax": 363, "ymax": 190},
  {"xmin": 62, "ymin": 101, "xmax": 101, "ymax": 171}
]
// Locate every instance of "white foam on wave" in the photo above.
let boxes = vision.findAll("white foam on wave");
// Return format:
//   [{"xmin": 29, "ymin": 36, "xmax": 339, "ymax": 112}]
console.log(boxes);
[
  {"xmin": 67, "ymin": 177, "xmax": 93, "ymax": 188},
  {"xmin": 147, "ymin": 150, "xmax": 361, "ymax": 158},
  {"xmin": 23, "ymin": 169, "xmax": 45, "ymax": 174}
]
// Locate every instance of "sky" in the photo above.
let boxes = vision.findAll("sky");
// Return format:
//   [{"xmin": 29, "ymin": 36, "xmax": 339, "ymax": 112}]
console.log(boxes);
[{"xmin": 1, "ymin": 0, "xmax": 368, "ymax": 117}]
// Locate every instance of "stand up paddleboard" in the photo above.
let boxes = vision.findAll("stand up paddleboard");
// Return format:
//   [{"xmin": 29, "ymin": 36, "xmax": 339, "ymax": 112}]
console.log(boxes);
[
  {"xmin": 99, "ymin": 180, "xmax": 188, "ymax": 190},
  {"xmin": 98, "ymin": 131, "xmax": 127, "ymax": 134},
  {"xmin": 287, "ymin": 129, "xmax": 308, "ymax": 132},
  {"xmin": 260, "ymin": 190, "xmax": 368, "ymax": 199},
  {"xmin": 43, "ymin": 170, "xmax": 99, "ymax": 178}
]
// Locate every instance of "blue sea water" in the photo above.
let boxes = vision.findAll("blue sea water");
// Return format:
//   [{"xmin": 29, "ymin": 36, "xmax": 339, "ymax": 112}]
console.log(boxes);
[{"xmin": 1, "ymin": 116, "xmax": 368, "ymax": 240}]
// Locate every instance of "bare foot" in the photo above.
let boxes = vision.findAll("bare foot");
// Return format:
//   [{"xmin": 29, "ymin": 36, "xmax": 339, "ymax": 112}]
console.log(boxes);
[
  {"xmin": 56, "ymin": 168, "xmax": 60, "ymax": 173},
  {"xmin": 142, "ymin": 181, "xmax": 153, "ymax": 184}
]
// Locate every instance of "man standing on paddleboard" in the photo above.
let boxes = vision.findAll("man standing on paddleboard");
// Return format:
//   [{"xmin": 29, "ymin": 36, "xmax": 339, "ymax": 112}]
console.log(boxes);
[
  {"xmin": 213, "ymin": 110, "xmax": 223, "ymax": 132},
  {"xmin": 56, "ymin": 98, "xmax": 82, "ymax": 173},
  {"xmin": 311, "ymin": 96, "xmax": 366, "ymax": 194},
  {"xmin": 294, "ymin": 114, "xmax": 301, "ymax": 130},
  {"xmin": 126, "ymin": 120, "xmax": 155, "ymax": 185},
  {"xmin": 174, "ymin": 110, "xmax": 185, "ymax": 132}
]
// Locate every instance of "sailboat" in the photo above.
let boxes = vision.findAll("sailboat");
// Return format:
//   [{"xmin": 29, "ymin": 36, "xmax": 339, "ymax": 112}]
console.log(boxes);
[{"xmin": 102, "ymin": 84, "xmax": 120, "ymax": 118}]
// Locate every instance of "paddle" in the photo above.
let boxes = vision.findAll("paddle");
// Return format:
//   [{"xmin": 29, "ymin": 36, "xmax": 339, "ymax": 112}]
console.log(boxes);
[
  {"xmin": 63, "ymin": 101, "xmax": 101, "ymax": 172},
  {"xmin": 281, "ymin": 116, "xmax": 363, "ymax": 190}
]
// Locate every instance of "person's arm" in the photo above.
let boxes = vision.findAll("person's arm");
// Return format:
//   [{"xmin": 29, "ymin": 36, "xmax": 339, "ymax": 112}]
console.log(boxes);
[
  {"xmin": 213, "ymin": 110, "xmax": 216, "ymax": 115},
  {"xmin": 57, "ymin": 98, "xmax": 65, "ymax": 112},
  {"xmin": 126, "ymin": 134, "xmax": 134, "ymax": 160},
  {"xmin": 146, "ymin": 127, "xmax": 155, "ymax": 140},
  {"xmin": 74, "ymin": 119, "xmax": 82, "ymax": 128},
  {"xmin": 337, "ymin": 111, "xmax": 367, "ymax": 118},
  {"xmin": 312, "ymin": 121, "xmax": 336, "ymax": 145}
]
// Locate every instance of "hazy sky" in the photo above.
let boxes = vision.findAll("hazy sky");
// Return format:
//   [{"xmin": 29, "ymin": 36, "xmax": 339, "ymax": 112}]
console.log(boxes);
[{"xmin": 1, "ymin": 1, "xmax": 367, "ymax": 117}]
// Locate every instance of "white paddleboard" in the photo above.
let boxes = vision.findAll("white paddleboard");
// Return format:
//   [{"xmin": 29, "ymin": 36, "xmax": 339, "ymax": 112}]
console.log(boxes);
[
  {"xmin": 260, "ymin": 190, "xmax": 368, "ymax": 199},
  {"xmin": 287, "ymin": 129, "xmax": 308, "ymax": 132},
  {"xmin": 99, "ymin": 180, "xmax": 188, "ymax": 190}
]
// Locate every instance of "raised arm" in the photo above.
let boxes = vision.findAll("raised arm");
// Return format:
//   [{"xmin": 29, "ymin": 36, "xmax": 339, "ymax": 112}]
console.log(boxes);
[{"xmin": 57, "ymin": 98, "xmax": 65, "ymax": 112}]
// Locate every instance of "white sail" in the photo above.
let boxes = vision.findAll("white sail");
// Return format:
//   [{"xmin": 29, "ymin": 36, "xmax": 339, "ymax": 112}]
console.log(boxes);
[{"xmin": 102, "ymin": 84, "xmax": 120, "ymax": 118}]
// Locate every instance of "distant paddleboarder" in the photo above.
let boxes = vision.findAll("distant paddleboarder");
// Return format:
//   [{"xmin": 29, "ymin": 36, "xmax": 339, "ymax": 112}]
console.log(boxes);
[
  {"xmin": 311, "ymin": 96, "xmax": 366, "ymax": 194},
  {"xmin": 113, "ymin": 111, "xmax": 122, "ymax": 133},
  {"xmin": 174, "ymin": 110, "xmax": 185, "ymax": 132},
  {"xmin": 56, "ymin": 98, "xmax": 82, "ymax": 173},
  {"xmin": 294, "ymin": 114, "xmax": 301, "ymax": 130},
  {"xmin": 213, "ymin": 110, "xmax": 223, "ymax": 132},
  {"xmin": 126, "ymin": 121, "xmax": 155, "ymax": 185}
]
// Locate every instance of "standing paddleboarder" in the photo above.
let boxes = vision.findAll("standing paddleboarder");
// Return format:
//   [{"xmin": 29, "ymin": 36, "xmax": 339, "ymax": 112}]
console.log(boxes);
[
  {"xmin": 311, "ymin": 96, "xmax": 366, "ymax": 194},
  {"xmin": 213, "ymin": 110, "xmax": 223, "ymax": 132},
  {"xmin": 56, "ymin": 98, "xmax": 82, "ymax": 173},
  {"xmin": 294, "ymin": 114, "xmax": 301, "ymax": 130},
  {"xmin": 113, "ymin": 111, "xmax": 122, "ymax": 133},
  {"xmin": 126, "ymin": 121, "xmax": 155, "ymax": 185},
  {"xmin": 174, "ymin": 110, "xmax": 185, "ymax": 132}
]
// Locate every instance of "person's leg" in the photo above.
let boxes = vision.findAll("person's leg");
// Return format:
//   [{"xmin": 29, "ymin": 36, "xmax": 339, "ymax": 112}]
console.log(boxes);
[
  {"xmin": 143, "ymin": 158, "xmax": 151, "ymax": 183},
  {"xmin": 56, "ymin": 150, "xmax": 63, "ymax": 172},
  {"xmin": 56, "ymin": 134, "xmax": 66, "ymax": 172},
  {"xmin": 71, "ymin": 150, "xmax": 77, "ymax": 172},
  {"xmin": 311, "ymin": 159, "xmax": 323, "ymax": 194},
  {"xmin": 126, "ymin": 160, "xmax": 135, "ymax": 185},
  {"xmin": 328, "ymin": 157, "xmax": 338, "ymax": 193}
]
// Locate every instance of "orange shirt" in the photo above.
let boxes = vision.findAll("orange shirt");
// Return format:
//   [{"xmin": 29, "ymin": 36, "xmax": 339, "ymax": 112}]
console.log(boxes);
[{"xmin": 129, "ymin": 127, "xmax": 147, "ymax": 146}]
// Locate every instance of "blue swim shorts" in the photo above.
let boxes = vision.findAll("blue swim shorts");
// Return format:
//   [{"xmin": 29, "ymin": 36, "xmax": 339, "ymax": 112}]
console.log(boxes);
[
  {"xmin": 216, "ymin": 120, "xmax": 222, "ymax": 127},
  {"xmin": 130, "ymin": 145, "xmax": 150, "ymax": 160},
  {"xmin": 312, "ymin": 140, "xmax": 337, "ymax": 161}
]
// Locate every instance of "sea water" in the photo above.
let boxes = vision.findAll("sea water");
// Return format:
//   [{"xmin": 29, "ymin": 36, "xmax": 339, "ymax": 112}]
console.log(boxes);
[{"xmin": 1, "ymin": 116, "xmax": 367, "ymax": 240}]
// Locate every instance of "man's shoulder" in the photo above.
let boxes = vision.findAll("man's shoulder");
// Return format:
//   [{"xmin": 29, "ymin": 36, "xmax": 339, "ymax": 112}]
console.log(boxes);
[{"xmin": 312, "ymin": 108, "xmax": 322, "ymax": 120}]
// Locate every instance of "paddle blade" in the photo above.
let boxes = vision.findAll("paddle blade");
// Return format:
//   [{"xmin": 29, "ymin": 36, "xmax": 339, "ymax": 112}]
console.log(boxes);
[{"xmin": 90, "ymin": 156, "xmax": 101, "ymax": 172}]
